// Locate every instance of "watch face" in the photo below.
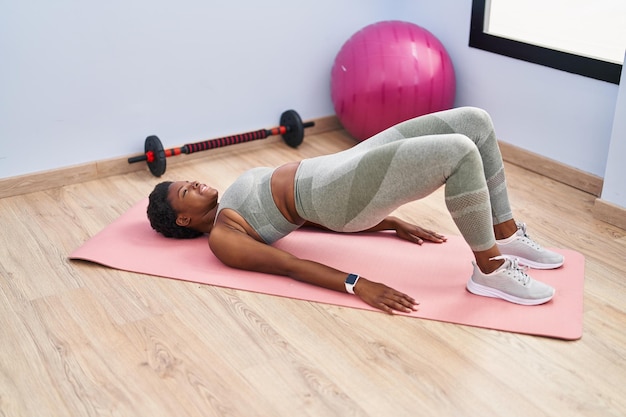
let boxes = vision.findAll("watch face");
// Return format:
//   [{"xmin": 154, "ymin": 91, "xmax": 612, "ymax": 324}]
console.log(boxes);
[{"xmin": 346, "ymin": 274, "xmax": 359, "ymax": 285}]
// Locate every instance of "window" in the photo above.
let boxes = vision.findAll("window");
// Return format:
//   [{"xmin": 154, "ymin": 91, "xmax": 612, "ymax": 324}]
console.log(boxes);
[{"xmin": 469, "ymin": 0, "xmax": 624, "ymax": 84}]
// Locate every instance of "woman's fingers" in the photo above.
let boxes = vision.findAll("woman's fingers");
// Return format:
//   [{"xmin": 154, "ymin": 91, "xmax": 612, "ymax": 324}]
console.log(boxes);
[
  {"xmin": 358, "ymin": 280, "xmax": 419, "ymax": 314},
  {"xmin": 397, "ymin": 222, "xmax": 447, "ymax": 244},
  {"xmin": 419, "ymin": 228, "xmax": 447, "ymax": 242},
  {"xmin": 380, "ymin": 292, "xmax": 419, "ymax": 314}
]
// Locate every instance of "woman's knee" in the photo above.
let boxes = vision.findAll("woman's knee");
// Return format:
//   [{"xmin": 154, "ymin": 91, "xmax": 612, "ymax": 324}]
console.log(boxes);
[
  {"xmin": 459, "ymin": 106, "xmax": 494, "ymax": 128},
  {"xmin": 446, "ymin": 133, "xmax": 479, "ymax": 156},
  {"xmin": 433, "ymin": 134, "xmax": 481, "ymax": 177}
]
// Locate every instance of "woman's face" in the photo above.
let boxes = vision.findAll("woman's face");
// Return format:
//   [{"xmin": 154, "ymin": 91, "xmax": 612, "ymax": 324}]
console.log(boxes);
[{"xmin": 167, "ymin": 180, "xmax": 219, "ymax": 230}]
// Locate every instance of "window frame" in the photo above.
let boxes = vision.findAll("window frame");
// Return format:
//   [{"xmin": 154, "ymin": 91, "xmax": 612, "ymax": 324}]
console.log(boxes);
[{"xmin": 468, "ymin": 0, "xmax": 622, "ymax": 84}]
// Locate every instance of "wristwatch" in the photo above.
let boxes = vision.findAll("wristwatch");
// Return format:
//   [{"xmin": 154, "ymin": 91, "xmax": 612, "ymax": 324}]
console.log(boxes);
[{"xmin": 345, "ymin": 273, "xmax": 360, "ymax": 294}]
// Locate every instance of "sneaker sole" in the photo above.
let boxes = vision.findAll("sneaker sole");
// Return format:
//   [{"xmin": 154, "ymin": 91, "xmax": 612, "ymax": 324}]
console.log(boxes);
[
  {"xmin": 500, "ymin": 254, "xmax": 564, "ymax": 270},
  {"xmin": 466, "ymin": 278, "xmax": 555, "ymax": 306}
]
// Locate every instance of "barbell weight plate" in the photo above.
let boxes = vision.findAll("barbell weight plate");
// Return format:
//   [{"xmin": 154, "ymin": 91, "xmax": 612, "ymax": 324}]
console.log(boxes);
[
  {"xmin": 146, "ymin": 135, "xmax": 167, "ymax": 177},
  {"xmin": 280, "ymin": 110, "xmax": 304, "ymax": 148}
]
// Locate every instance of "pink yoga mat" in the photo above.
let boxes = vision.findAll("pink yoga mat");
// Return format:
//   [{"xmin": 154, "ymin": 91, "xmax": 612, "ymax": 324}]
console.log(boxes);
[{"xmin": 70, "ymin": 199, "xmax": 585, "ymax": 340}]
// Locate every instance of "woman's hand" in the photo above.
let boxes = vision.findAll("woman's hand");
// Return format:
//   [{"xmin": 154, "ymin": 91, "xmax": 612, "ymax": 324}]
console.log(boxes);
[
  {"xmin": 391, "ymin": 217, "xmax": 447, "ymax": 245},
  {"xmin": 354, "ymin": 278, "xmax": 419, "ymax": 314}
]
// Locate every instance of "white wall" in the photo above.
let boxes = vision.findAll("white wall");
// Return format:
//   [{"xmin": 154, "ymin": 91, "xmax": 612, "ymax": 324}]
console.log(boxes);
[
  {"xmin": 1, "ymin": 0, "xmax": 624, "ymax": 211},
  {"xmin": 0, "ymin": 0, "xmax": 392, "ymax": 178}
]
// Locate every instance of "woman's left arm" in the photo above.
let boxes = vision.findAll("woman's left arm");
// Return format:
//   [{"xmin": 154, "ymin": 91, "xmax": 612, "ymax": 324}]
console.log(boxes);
[{"xmin": 304, "ymin": 216, "xmax": 446, "ymax": 245}]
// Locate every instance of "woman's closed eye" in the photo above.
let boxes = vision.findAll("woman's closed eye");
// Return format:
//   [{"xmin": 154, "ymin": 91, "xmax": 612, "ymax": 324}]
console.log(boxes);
[
  {"xmin": 182, "ymin": 181, "xmax": 195, "ymax": 197},
  {"xmin": 177, "ymin": 184, "xmax": 188, "ymax": 199}
]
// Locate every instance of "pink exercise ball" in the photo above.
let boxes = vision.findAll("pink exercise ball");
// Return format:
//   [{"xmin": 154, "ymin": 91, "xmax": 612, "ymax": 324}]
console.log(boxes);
[{"xmin": 331, "ymin": 21, "xmax": 456, "ymax": 141}]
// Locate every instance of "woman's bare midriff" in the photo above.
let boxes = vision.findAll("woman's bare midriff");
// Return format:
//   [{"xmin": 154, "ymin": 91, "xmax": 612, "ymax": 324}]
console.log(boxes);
[{"xmin": 270, "ymin": 161, "xmax": 303, "ymax": 225}]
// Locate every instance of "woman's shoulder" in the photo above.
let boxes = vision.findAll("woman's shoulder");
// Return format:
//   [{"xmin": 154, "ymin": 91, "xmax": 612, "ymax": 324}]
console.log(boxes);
[{"xmin": 213, "ymin": 208, "xmax": 265, "ymax": 243}]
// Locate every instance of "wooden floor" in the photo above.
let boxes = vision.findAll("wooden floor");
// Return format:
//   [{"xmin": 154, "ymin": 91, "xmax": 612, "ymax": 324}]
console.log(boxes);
[{"xmin": 1, "ymin": 129, "xmax": 625, "ymax": 417}]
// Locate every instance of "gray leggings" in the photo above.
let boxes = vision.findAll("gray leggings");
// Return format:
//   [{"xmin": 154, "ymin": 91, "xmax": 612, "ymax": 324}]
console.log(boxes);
[{"xmin": 294, "ymin": 107, "xmax": 513, "ymax": 252}]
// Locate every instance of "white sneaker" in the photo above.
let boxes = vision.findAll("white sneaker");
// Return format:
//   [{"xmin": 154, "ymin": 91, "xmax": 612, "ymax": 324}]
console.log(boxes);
[
  {"xmin": 496, "ymin": 221, "xmax": 564, "ymax": 269},
  {"xmin": 467, "ymin": 257, "xmax": 555, "ymax": 305}
]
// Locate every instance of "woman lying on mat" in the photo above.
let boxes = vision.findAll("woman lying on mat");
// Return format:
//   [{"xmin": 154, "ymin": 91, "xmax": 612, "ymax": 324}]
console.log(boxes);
[{"xmin": 147, "ymin": 107, "xmax": 564, "ymax": 314}]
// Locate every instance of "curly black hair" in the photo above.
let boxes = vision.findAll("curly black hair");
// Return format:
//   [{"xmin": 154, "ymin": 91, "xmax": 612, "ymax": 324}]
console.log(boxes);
[{"xmin": 147, "ymin": 181, "xmax": 204, "ymax": 239}]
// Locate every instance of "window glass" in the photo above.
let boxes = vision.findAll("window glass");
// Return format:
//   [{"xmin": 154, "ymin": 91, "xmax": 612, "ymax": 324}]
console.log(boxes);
[
  {"xmin": 469, "ymin": 0, "xmax": 624, "ymax": 84},
  {"xmin": 486, "ymin": 0, "xmax": 626, "ymax": 64}
]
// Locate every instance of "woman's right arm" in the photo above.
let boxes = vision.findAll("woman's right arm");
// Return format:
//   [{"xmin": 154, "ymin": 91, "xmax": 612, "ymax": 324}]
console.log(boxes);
[{"xmin": 208, "ymin": 224, "xmax": 418, "ymax": 314}]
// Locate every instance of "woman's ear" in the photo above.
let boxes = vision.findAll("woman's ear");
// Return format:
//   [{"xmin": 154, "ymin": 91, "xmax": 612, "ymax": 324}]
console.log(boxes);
[{"xmin": 176, "ymin": 215, "xmax": 191, "ymax": 227}]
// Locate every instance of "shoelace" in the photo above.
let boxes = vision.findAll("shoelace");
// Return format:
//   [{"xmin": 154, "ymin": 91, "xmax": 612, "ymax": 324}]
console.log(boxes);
[
  {"xmin": 490, "ymin": 255, "xmax": 531, "ymax": 285},
  {"xmin": 515, "ymin": 221, "xmax": 542, "ymax": 250}
]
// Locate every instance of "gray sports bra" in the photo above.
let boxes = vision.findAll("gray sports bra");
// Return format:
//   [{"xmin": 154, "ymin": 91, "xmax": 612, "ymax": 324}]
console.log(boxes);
[{"xmin": 215, "ymin": 167, "xmax": 300, "ymax": 244}]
